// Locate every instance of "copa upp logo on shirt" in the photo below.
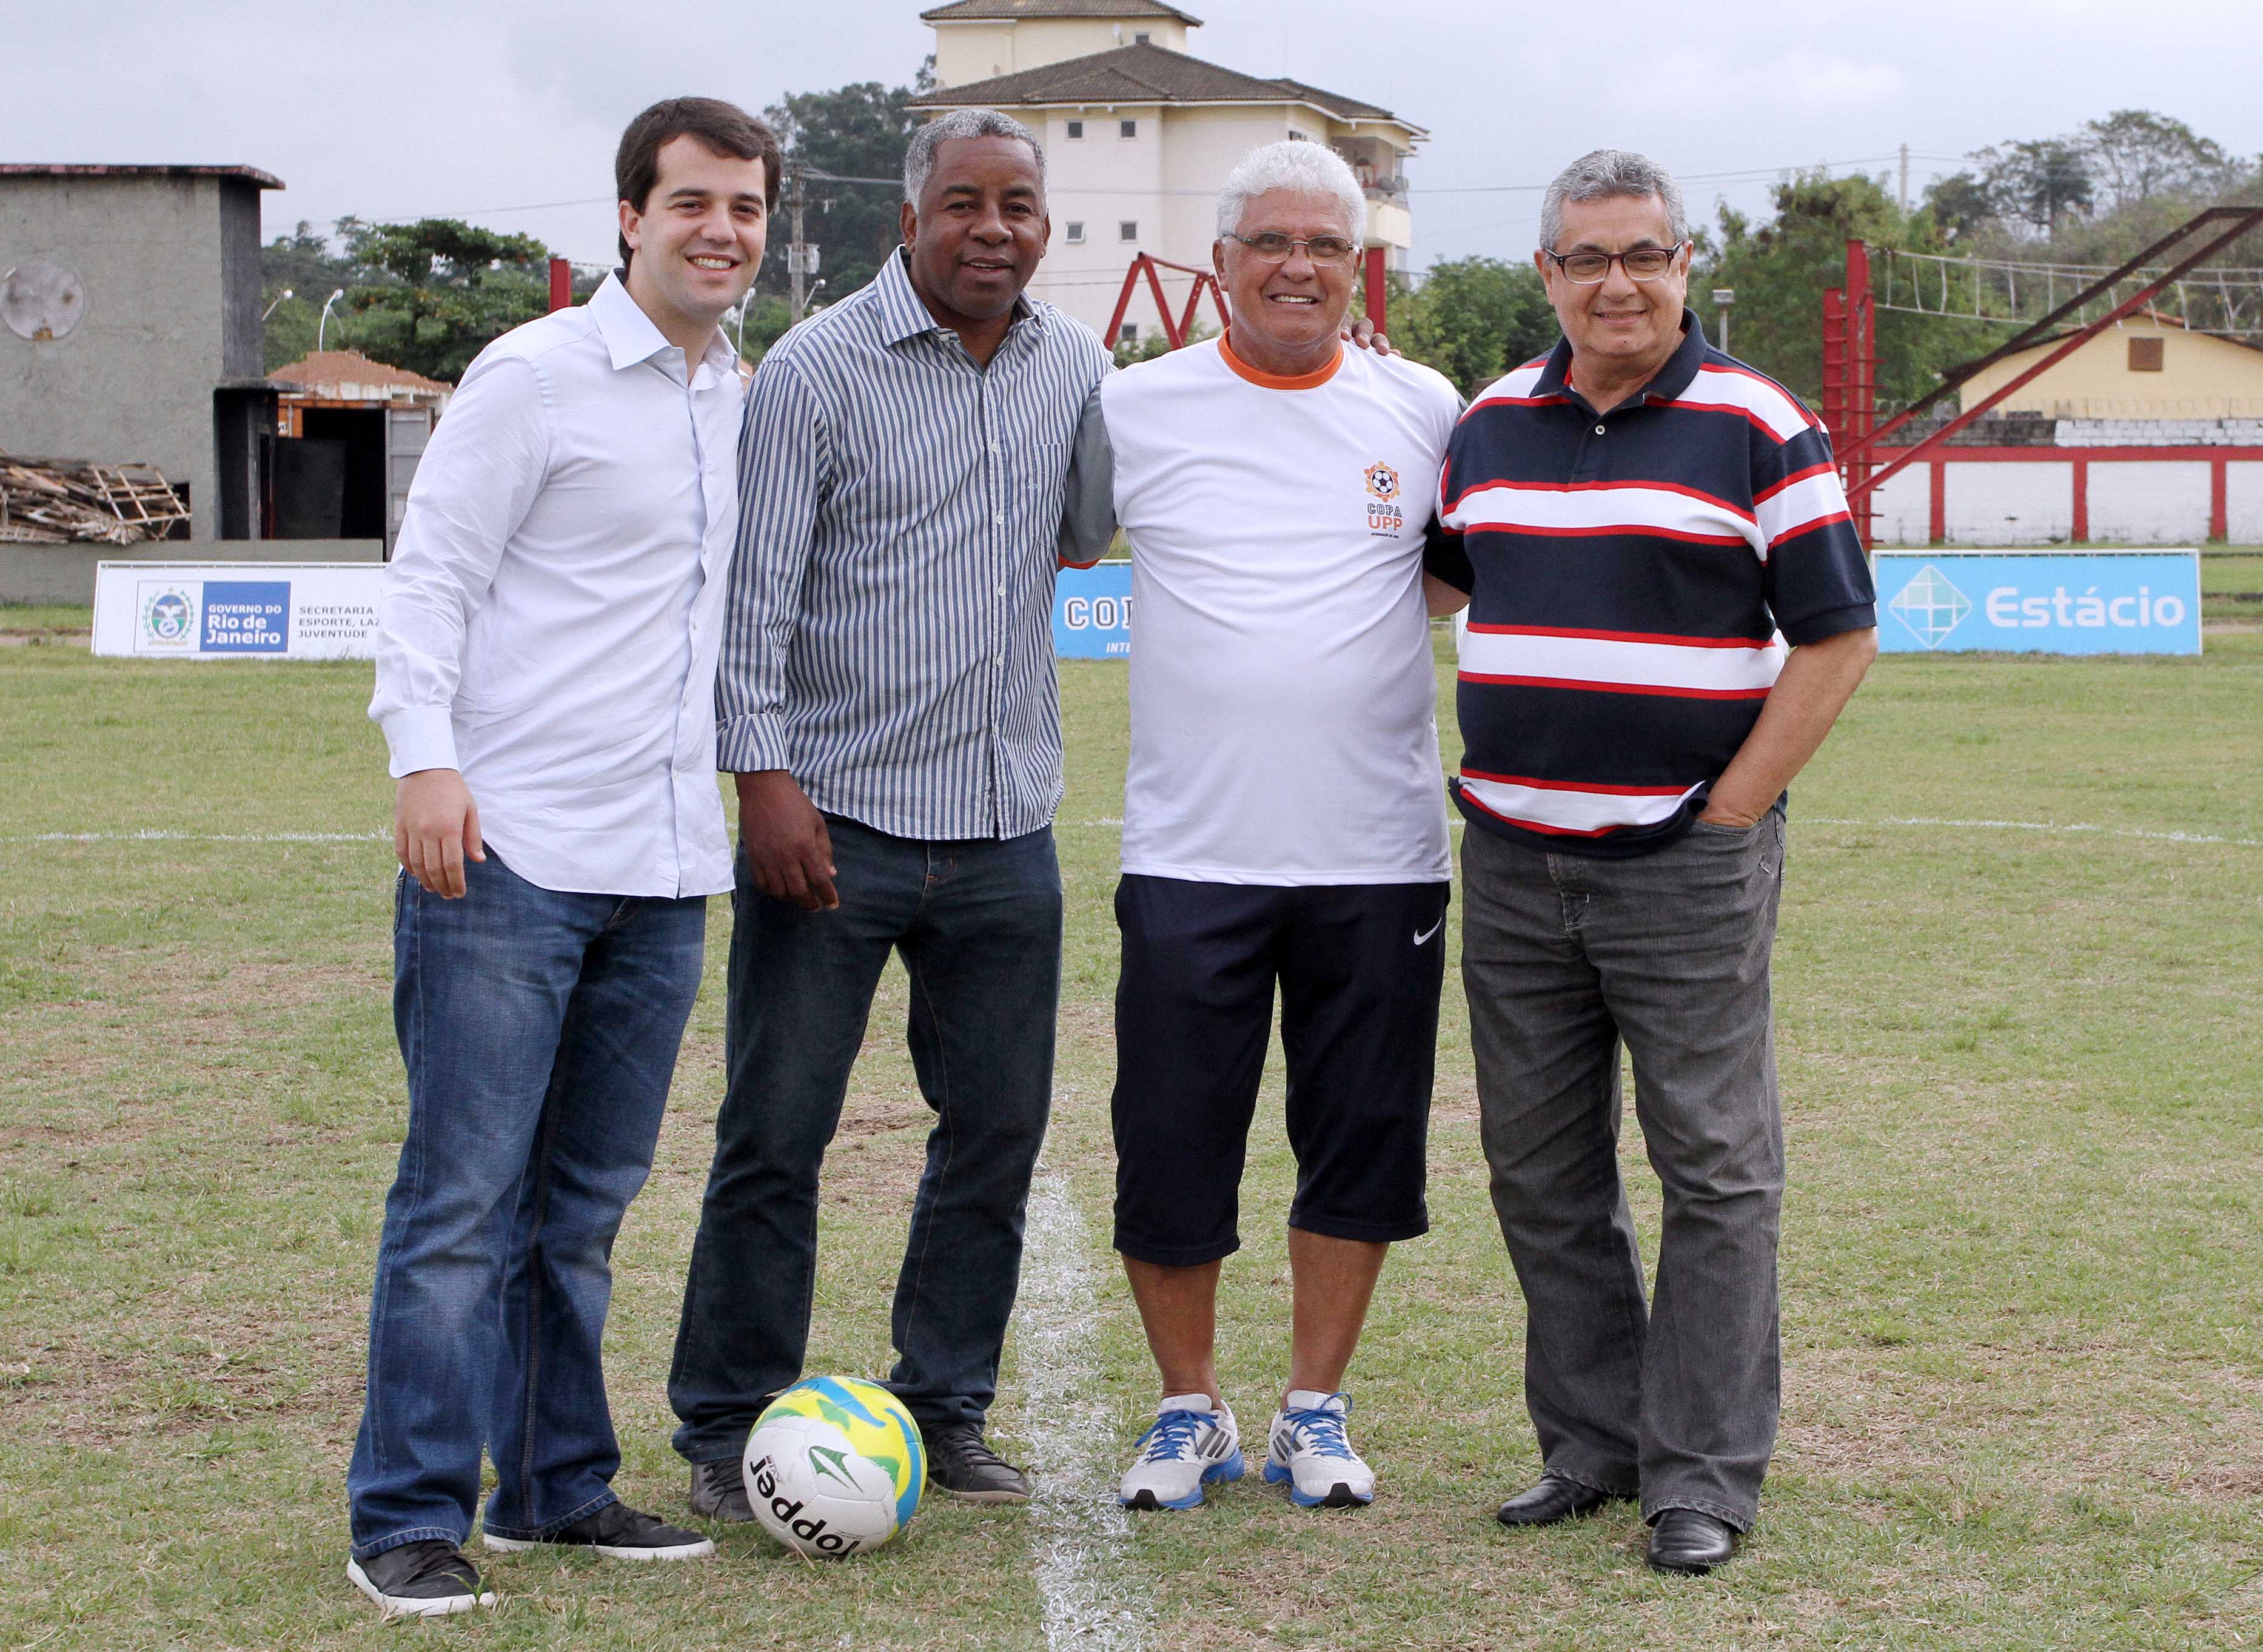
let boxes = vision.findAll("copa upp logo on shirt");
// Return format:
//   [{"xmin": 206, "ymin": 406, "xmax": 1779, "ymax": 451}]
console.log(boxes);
[{"xmin": 1364, "ymin": 462, "xmax": 1404, "ymax": 537}]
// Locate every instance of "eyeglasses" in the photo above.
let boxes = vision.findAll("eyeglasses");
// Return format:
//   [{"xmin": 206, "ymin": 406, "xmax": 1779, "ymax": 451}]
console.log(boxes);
[
  {"xmin": 1542, "ymin": 243, "xmax": 1687, "ymax": 284},
  {"xmin": 1223, "ymin": 230, "xmax": 1360, "ymax": 266}
]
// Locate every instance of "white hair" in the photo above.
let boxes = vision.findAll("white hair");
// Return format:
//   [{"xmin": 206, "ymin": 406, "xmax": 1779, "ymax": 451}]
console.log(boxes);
[
  {"xmin": 1539, "ymin": 149, "xmax": 1689, "ymax": 251},
  {"xmin": 905, "ymin": 107, "xmax": 1045, "ymax": 204},
  {"xmin": 1215, "ymin": 139, "xmax": 1367, "ymax": 243}
]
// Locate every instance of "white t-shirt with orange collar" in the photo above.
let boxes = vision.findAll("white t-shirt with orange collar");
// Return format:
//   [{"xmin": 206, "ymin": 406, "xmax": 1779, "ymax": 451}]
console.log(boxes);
[{"xmin": 1098, "ymin": 333, "xmax": 1461, "ymax": 885}]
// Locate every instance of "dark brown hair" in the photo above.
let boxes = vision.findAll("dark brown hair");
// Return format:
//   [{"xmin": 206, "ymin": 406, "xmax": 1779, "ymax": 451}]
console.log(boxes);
[{"xmin": 614, "ymin": 98, "xmax": 782, "ymax": 266}]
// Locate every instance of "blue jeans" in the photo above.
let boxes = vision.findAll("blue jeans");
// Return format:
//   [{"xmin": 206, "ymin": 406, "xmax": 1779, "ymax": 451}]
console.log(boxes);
[
  {"xmin": 668, "ymin": 818, "xmax": 1061, "ymax": 1463},
  {"xmin": 347, "ymin": 853, "xmax": 706, "ymax": 1559}
]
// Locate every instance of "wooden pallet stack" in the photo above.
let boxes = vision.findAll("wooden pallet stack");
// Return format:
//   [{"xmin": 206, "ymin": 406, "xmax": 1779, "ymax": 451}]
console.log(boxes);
[{"xmin": 0, "ymin": 454, "xmax": 192, "ymax": 545}]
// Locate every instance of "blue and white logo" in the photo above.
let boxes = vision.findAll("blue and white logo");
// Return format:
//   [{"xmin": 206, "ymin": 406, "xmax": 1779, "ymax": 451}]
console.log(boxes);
[
  {"xmin": 1875, "ymin": 551, "xmax": 2201, "ymax": 656},
  {"xmin": 1886, "ymin": 563, "xmax": 1971, "ymax": 649}
]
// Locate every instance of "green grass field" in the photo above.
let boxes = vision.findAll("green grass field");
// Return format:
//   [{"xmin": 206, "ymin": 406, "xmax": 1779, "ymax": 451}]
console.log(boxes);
[{"xmin": 2, "ymin": 625, "xmax": 2260, "ymax": 1650}]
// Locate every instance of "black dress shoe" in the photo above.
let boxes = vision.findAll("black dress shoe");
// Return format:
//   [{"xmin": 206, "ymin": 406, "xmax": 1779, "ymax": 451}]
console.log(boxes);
[
  {"xmin": 1646, "ymin": 1508, "xmax": 1736, "ymax": 1574},
  {"xmin": 1495, "ymin": 1474, "xmax": 1621, "ymax": 1528},
  {"xmin": 921, "ymin": 1421, "xmax": 1032, "ymax": 1503}
]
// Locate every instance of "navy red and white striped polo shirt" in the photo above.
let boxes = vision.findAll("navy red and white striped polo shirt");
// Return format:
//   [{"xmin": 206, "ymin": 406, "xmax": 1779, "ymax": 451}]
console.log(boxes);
[{"xmin": 1425, "ymin": 316, "xmax": 1876, "ymax": 857}]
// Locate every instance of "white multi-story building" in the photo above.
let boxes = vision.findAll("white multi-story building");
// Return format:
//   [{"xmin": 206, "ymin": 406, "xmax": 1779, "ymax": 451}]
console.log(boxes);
[{"xmin": 911, "ymin": 0, "xmax": 1425, "ymax": 346}]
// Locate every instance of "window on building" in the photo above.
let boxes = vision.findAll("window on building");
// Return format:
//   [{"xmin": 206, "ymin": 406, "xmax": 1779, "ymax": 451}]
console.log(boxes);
[
  {"xmin": 1120, "ymin": 119, "xmax": 1138, "ymax": 139},
  {"xmin": 1120, "ymin": 221, "xmax": 1138, "ymax": 242},
  {"xmin": 1065, "ymin": 221, "xmax": 1085, "ymax": 244},
  {"xmin": 1066, "ymin": 119, "xmax": 1084, "ymax": 139},
  {"xmin": 2129, "ymin": 336, "xmax": 2165, "ymax": 372},
  {"xmin": 1120, "ymin": 323, "xmax": 1139, "ymax": 344},
  {"xmin": 1288, "ymin": 129, "xmax": 1308, "ymax": 143},
  {"xmin": 1133, "ymin": 30, "xmax": 1150, "ymax": 42}
]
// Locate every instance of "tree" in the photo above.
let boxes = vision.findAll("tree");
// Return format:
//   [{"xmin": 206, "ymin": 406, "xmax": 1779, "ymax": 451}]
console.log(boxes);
[
  {"xmin": 1977, "ymin": 139, "xmax": 2095, "ymax": 235},
  {"xmin": 1392, "ymin": 258, "xmax": 1557, "ymax": 395},
  {"xmin": 1923, "ymin": 173, "xmax": 1996, "ymax": 244},
  {"xmin": 341, "ymin": 220, "xmax": 551, "ymax": 383},
  {"xmin": 761, "ymin": 69, "xmax": 927, "ymax": 303},
  {"xmin": 2082, "ymin": 109, "xmax": 2236, "ymax": 214}
]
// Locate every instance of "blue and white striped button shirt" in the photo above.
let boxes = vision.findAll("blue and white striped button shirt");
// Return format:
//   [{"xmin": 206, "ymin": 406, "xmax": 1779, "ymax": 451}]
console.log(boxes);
[{"xmin": 716, "ymin": 249, "xmax": 1111, "ymax": 841}]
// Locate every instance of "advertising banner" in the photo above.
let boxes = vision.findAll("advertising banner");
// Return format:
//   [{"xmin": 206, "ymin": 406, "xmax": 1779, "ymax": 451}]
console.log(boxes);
[
  {"xmin": 1875, "ymin": 549, "xmax": 2201, "ymax": 656},
  {"xmin": 1054, "ymin": 562, "xmax": 1132, "ymax": 659},
  {"xmin": 92, "ymin": 562, "xmax": 384, "ymax": 660}
]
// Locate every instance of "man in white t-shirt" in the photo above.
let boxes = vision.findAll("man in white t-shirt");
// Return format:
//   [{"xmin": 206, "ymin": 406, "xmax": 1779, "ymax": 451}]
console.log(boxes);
[{"xmin": 1090, "ymin": 140, "xmax": 1467, "ymax": 1513}]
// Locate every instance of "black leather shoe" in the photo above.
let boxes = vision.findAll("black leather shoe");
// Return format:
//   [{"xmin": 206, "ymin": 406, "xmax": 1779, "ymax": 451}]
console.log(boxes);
[
  {"xmin": 1646, "ymin": 1508, "xmax": 1736, "ymax": 1574},
  {"xmin": 1495, "ymin": 1474, "xmax": 1623, "ymax": 1528},
  {"xmin": 922, "ymin": 1421, "xmax": 1031, "ymax": 1503}
]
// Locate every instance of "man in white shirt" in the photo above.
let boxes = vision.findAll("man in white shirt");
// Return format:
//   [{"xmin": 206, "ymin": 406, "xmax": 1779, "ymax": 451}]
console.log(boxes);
[
  {"xmin": 1095, "ymin": 141, "xmax": 1467, "ymax": 1514},
  {"xmin": 346, "ymin": 98, "xmax": 776, "ymax": 1618}
]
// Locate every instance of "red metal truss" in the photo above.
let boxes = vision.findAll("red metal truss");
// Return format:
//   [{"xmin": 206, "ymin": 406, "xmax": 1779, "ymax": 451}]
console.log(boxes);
[
  {"xmin": 1105, "ymin": 254, "xmax": 1231, "ymax": 350},
  {"xmin": 1822, "ymin": 206, "xmax": 2263, "ymax": 545}
]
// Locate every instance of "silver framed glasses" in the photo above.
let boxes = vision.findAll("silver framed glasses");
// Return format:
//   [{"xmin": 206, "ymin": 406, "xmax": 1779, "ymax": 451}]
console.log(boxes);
[{"xmin": 1223, "ymin": 231, "xmax": 1361, "ymax": 266}]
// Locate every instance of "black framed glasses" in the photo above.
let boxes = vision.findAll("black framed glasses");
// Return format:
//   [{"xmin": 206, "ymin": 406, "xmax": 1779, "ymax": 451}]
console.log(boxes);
[
  {"xmin": 1543, "ymin": 243, "xmax": 1687, "ymax": 284},
  {"xmin": 1223, "ymin": 230, "xmax": 1361, "ymax": 266}
]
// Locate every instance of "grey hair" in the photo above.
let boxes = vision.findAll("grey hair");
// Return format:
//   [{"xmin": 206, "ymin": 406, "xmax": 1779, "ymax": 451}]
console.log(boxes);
[
  {"xmin": 1215, "ymin": 138, "xmax": 1367, "ymax": 244},
  {"xmin": 1539, "ymin": 149, "xmax": 1689, "ymax": 251},
  {"xmin": 904, "ymin": 107, "xmax": 1045, "ymax": 204}
]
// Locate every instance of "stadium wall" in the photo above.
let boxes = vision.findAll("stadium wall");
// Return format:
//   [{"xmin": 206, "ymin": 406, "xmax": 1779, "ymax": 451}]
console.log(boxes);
[{"xmin": 1868, "ymin": 446, "xmax": 2263, "ymax": 545}]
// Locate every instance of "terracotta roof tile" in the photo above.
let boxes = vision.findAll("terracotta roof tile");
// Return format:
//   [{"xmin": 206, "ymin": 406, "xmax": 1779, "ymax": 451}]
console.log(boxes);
[{"xmin": 270, "ymin": 351, "xmax": 449, "ymax": 397}]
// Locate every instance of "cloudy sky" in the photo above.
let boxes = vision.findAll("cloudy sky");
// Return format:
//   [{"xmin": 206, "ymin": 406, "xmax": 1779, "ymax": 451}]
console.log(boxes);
[{"xmin": 10, "ymin": 0, "xmax": 2263, "ymax": 271}]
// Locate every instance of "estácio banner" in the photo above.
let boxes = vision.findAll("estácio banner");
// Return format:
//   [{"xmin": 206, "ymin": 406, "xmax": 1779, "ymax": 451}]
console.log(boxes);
[
  {"xmin": 1875, "ymin": 549, "xmax": 2200, "ymax": 656},
  {"xmin": 92, "ymin": 562, "xmax": 384, "ymax": 661}
]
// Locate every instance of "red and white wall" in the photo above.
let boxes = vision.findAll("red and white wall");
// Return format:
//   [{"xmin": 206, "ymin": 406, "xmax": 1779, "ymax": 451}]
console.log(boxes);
[{"xmin": 1869, "ymin": 447, "xmax": 2263, "ymax": 544}]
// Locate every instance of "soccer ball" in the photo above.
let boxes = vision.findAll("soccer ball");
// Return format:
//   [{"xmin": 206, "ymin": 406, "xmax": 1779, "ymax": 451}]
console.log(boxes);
[{"xmin": 743, "ymin": 1377, "xmax": 926, "ymax": 1558}]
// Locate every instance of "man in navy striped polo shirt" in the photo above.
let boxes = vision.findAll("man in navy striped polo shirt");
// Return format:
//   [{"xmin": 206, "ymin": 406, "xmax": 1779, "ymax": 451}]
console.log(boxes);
[{"xmin": 1424, "ymin": 149, "xmax": 1876, "ymax": 1574}]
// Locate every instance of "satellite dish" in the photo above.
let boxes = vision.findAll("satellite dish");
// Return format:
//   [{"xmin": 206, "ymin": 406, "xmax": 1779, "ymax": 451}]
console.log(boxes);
[{"xmin": 2, "ymin": 257, "xmax": 88, "ymax": 342}]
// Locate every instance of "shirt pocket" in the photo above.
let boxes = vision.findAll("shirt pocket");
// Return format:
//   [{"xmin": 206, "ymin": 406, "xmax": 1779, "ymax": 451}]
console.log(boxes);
[{"xmin": 1016, "ymin": 438, "xmax": 1068, "ymax": 543}]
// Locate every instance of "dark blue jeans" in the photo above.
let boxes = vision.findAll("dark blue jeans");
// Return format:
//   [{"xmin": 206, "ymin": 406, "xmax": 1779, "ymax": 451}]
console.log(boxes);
[
  {"xmin": 347, "ymin": 854, "xmax": 706, "ymax": 1560},
  {"xmin": 668, "ymin": 817, "xmax": 1061, "ymax": 1464}
]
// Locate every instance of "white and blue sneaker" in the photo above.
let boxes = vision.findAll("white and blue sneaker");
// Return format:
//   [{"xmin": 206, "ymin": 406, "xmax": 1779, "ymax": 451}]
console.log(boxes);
[
  {"xmin": 1119, "ymin": 1394, "xmax": 1244, "ymax": 1511},
  {"xmin": 1264, "ymin": 1389, "xmax": 1375, "ymax": 1508}
]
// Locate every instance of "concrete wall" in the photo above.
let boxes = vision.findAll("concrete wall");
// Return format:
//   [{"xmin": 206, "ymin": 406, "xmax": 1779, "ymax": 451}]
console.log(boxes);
[
  {"xmin": 1943, "ymin": 462, "xmax": 2074, "ymax": 545},
  {"xmin": 1872, "ymin": 458, "xmax": 2242, "ymax": 546},
  {"xmin": 1959, "ymin": 321, "xmax": 2263, "ymax": 420},
  {"xmin": 0, "ymin": 173, "xmax": 256, "ymax": 540},
  {"xmin": 0, "ymin": 539, "xmax": 380, "ymax": 606},
  {"xmin": 2227, "ymin": 462, "xmax": 2263, "ymax": 542},
  {"xmin": 1027, "ymin": 104, "xmax": 1168, "ymax": 343},
  {"xmin": 2087, "ymin": 461, "xmax": 2210, "ymax": 543}
]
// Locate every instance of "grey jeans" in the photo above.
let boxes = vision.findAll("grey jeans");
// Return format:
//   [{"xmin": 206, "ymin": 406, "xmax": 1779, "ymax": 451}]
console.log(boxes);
[{"xmin": 1460, "ymin": 808, "xmax": 1786, "ymax": 1531}]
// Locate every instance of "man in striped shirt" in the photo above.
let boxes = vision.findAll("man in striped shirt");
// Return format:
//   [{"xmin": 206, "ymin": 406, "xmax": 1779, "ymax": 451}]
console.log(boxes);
[
  {"xmin": 1424, "ymin": 150, "xmax": 1876, "ymax": 1574},
  {"xmin": 667, "ymin": 109, "xmax": 1111, "ymax": 1511}
]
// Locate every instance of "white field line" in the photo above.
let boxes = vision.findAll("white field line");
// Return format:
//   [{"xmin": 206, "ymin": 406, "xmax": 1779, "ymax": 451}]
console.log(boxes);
[
  {"xmin": 1064, "ymin": 816, "xmax": 2261, "ymax": 848},
  {"xmin": 1014, "ymin": 1157, "xmax": 1145, "ymax": 1652}
]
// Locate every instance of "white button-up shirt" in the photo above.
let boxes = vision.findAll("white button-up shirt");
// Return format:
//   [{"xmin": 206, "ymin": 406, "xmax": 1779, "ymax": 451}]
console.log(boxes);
[{"xmin": 369, "ymin": 274, "xmax": 742, "ymax": 898}]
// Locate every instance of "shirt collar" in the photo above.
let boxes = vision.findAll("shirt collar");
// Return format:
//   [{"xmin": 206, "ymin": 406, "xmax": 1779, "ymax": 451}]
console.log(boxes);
[
  {"xmin": 872, "ymin": 245, "xmax": 1041, "ymax": 348},
  {"xmin": 587, "ymin": 270, "xmax": 745, "ymax": 386},
  {"xmin": 1534, "ymin": 309, "xmax": 1706, "ymax": 410}
]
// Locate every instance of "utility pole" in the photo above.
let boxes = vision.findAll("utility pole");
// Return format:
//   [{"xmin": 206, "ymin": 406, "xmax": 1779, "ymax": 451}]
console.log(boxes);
[
  {"xmin": 786, "ymin": 166, "xmax": 808, "ymax": 323},
  {"xmin": 1898, "ymin": 143, "xmax": 1910, "ymax": 217}
]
